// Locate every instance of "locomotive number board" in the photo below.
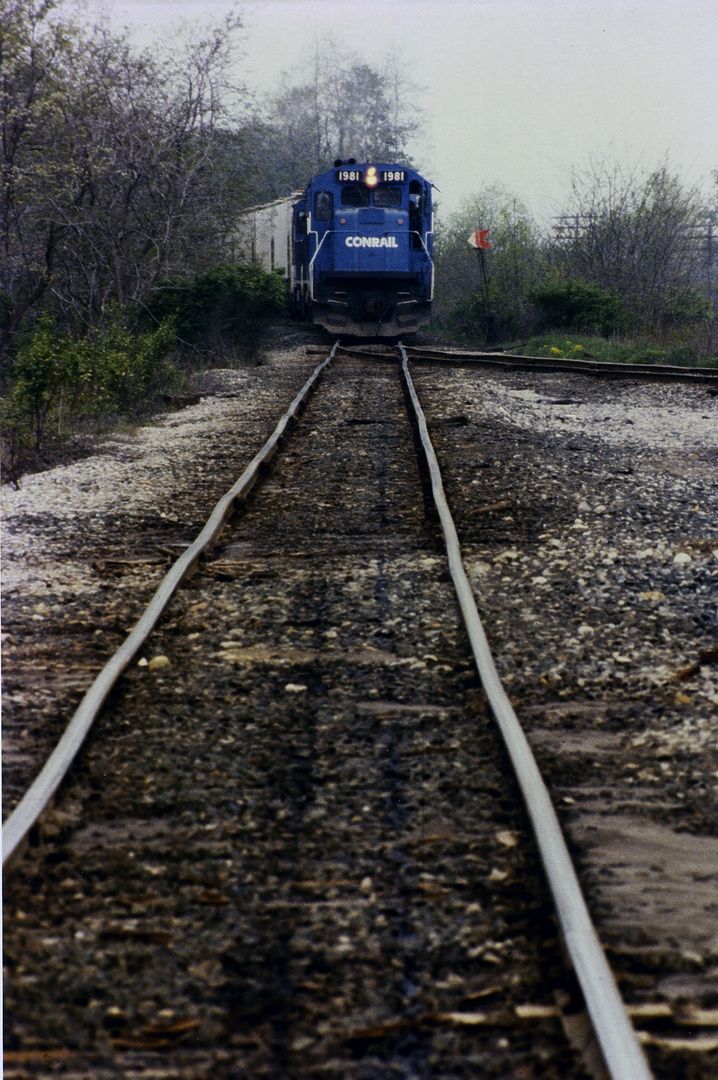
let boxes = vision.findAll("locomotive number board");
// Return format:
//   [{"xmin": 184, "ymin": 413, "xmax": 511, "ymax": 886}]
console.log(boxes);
[{"xmin": 336, "ymin": 169, "xmax": 407, "ymax": 183}]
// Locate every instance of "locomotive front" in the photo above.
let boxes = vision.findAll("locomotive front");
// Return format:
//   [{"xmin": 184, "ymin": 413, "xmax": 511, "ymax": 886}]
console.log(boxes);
[{"xmin": 292, "ymin": 161, "xmax": 433, "ymax": 337}]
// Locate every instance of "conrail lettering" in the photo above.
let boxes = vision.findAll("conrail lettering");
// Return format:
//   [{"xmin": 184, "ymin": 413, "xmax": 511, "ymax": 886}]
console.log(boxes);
[{"xmin": 344, "ymin": 236, "xmax": 399, "ymax": 248}]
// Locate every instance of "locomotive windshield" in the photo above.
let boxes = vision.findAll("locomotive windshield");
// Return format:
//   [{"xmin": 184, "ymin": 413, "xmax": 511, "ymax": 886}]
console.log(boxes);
[
  {"xmin": 341, "ymin": 185, "xmax": 404, "ymax": 208},
  {"xmin": 373, "ymin": 187, "xmax": 403, "ymax": 207},
  {"xmin": 341, "ymin": 185, "xmax": 370, "ymax": 207}
]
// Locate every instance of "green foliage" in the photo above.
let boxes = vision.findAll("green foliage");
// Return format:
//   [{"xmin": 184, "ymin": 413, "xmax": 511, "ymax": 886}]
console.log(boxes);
[
  {"xmin": 434, "ymin": 185, "xmax": 543, "ymax": 342},
  {"xmin": 530, "ymin": 279, "xmax": 632, "ymax": 336},
  {"xmin": 439, "ymin": 291, "xmax": 495, "ymax": 342},
  {"xmin": 661, "ymin": 286, "xmax": 713, "ymax": 325},
  {"xmin": 146, "ymin": 263, "xmax": 286, "ymax": 353},
  {"xmin": 74, "ymin": 314, "xmax": 179, "ymax": 414},
  {"xmin": 662, "ymin": 342, "xmax": 699, "ymax": 365},
  {"xmin": 2, "ymin": 313, "xmax": 179, "ymax": 478},
  {"xmin": 2, "ymin": 316, "xmax": 72, "ymax": 450},
  {"xmin": 508, "ymin": 332, "xmax": 717, "ymax": 369},
  {"xmin": 1, "ymin": 261, "xmax": 287, "ymax": 481}
]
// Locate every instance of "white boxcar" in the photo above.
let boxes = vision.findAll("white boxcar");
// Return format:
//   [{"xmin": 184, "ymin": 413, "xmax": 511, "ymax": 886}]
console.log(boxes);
[{"xmin": 232, "ymin": 195, "xmax": 301, "ymax": 280}]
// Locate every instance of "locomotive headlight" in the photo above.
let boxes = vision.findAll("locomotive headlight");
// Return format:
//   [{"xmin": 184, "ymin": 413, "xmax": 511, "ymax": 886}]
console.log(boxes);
[{"xmin": 365, "ymin": 166, "xmax": 378, "ymax": 188}]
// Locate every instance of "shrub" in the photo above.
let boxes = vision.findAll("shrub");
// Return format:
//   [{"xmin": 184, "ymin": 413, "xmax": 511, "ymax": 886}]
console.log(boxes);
[
  {"xmin": 3, "ymin": 317, "xmax": 78, "ymax": 451},
  {"xmin": 445, "ymin": 293, "xmax": 492, "ymax": 340},
  {"xmin": 73, "ymin": 314, "xmax": 179, "ymax": 416},
  {"xmin": 665, "ymin": 342, "xmax": 700, "ymax": 365},
  {"xmin": 1, "ymin": 313, "xmax": 178, "ymax": 481},
  {"xmin": 660, "ymin": 287, "xmax": 712, "ymax": 326},
  {"xmin": 145, "ymin": 263, "xmax": 286, "ymax": 355},
  {"xmin": 530, "ymin": 280, "xmax": 631, "ymax": 336}
]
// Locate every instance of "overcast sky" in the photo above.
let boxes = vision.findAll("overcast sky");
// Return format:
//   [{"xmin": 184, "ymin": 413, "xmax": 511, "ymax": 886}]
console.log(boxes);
[{"xmin": 83, "ymin": 0, "xmax": 718, "ymax": 222}]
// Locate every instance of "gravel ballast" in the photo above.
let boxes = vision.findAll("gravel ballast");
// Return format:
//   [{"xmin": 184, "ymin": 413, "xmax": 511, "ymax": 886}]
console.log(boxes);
[{"xmin": 2, "ymin": 341, "xmax": 718, "ymax": 1077}]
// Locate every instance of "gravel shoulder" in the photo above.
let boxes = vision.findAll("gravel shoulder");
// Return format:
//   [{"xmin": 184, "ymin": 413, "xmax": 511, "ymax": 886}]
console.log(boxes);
[{"xmin": 413, "ymin": 364, "xmax": 718, "ymax": 1008}]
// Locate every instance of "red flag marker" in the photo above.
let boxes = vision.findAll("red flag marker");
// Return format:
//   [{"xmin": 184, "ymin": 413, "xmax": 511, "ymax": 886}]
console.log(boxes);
[{"xmin": 468, "ymin": 229, "xmax": 491, "ymax": 249}]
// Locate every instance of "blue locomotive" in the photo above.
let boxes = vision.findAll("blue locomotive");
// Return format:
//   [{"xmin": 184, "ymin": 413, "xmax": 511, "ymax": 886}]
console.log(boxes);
[
  {"xmin": 292, "ymin": 160, "xmax": 433, "ymax": 337},
  {"xmin": 235, "ymin": 161, "xmax": 433, "ymax": 338}
]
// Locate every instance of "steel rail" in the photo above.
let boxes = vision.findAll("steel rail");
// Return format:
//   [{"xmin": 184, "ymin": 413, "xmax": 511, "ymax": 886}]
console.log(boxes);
[
  {"xmin": 398, "ymin": 343, "xmax": 653, "ymax": 1080},
  {"xmin": 404, "ymin": 345, "xmax": 718, "ymax": 383},
  {"xmin": 327, "ymin": 342, "xmax": 717, "ymax": 382},
  {"xmin": 2, "ymin": 344, "xmax": 340, "ymax": 867}
]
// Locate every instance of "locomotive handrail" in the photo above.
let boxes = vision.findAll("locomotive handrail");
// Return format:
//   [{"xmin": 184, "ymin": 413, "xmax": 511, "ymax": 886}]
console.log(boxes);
[
  {"xmin": 411, "ymin": 228, "xmax": 435, "ymax": 297},
  {"xmin": 425, "ymin": 227, "xmax": 435, "ymax": 298},
  {"xmin": 307, "ymin": 227, "xmax": 332, "ymax": 302},
  {"xmin": 399, "ymin": 344, "xmax": 653, "ymax": 1080},
  {"xmin": 411, "ymin": 229, "xmax": 432, "ymax": 259},
  {"xmin": 2, "ymin": 345, "xmax": 340, "ymax": 867}
]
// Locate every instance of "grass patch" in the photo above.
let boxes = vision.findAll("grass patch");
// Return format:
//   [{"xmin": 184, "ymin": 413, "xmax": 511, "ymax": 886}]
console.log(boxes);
[{"xmin": 505, "ymin": 333, "xmax": 718, "ymax": 368}]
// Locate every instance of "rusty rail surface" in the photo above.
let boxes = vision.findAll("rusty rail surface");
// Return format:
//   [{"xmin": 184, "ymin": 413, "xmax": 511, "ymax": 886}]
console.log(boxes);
[{"xmin": 315, "ymin": 342, "xmax": 718, "ymax": 382}]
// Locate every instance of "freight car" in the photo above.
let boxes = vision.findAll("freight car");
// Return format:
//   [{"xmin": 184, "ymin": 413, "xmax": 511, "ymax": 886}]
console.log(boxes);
[
  {"xmin": 235, "ymin": 160, "xmax": 434, "ymax": 337},
  {"xmin": 232, "ymin": 194, "xmax": 300, "ymax": 277}
]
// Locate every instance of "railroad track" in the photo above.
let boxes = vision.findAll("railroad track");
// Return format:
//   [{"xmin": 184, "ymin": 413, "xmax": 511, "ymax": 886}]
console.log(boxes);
[
  {"xmin": 321, "ymin": 342, "xmax": 718, "ymax": 384},
  {"xmin": 4, "ymin": 340, "xmax": 716, "ymax": 1078}
]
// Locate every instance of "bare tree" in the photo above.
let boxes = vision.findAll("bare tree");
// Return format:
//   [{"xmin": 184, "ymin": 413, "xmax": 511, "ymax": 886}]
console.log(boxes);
[
  {"xmin": 549, "ymin": 158, "xmax": 706, "ymax": 326},
  {"xmin": 0, "ymin": 0, "xmax": 247, "ymax": 355},
  {"xmin": 265, "ymin": 36, "xmax": 424, "ymax": 188},
  {"xmin": 1, "ymin": 0, "xmax": 73, "ymax": 351}
]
